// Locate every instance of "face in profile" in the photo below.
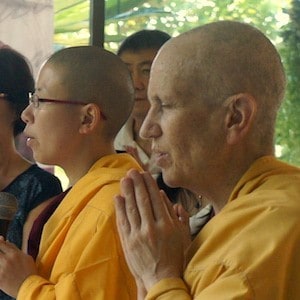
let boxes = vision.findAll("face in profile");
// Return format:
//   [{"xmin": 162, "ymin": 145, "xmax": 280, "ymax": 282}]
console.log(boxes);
[
  {"xmin": 120, "ymin": 48, "xmax": 158, "ymax": 120},
  {"xmin": 140, "ymin": 43, "xmax": 227, "ymax": 193},
  {"xmin": 21, "ymin": 63, "xmax": 84, "ymax": 167}
]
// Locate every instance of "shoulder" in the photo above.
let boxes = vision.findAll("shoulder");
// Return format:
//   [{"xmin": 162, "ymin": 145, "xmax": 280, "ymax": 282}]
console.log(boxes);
[
  {"xmin": 25, "ymin": 165, "xmax": 59, "ymax": 180},
  {"xmin": 14, "ymin": 165, "xmax": 62, "ymax": 207},
  {"xmin": 22, "ymin": 196, "xmax": 57, "ymax": 252},
  {"xmin": 23, "ymin": 165, "xmax": 62, "ymax": 188}
]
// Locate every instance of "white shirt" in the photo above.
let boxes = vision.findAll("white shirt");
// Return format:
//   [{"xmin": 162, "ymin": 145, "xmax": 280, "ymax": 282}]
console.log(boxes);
[{"xmin": 114, "ymin": 117, "xmax": 161, "ymax": 177}]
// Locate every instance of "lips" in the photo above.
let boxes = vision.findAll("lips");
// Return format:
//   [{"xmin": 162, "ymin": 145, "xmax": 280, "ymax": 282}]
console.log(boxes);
[
  {"xmin": 152, "ymin": 149, "xmax": 169, "ymax": 168},
  {"xmin": 23, "ymin": 131, "xmax": 35, "ymax": 147},
  {"xmin": 25, "ymin": 137, "xmax": 34, "ymax": 147}
]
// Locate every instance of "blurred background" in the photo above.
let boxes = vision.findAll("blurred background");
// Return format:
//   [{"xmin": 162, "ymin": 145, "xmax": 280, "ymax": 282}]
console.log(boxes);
[{"xmin": 1, "ymin": 0, "xmax": 299, "ymax": 189}]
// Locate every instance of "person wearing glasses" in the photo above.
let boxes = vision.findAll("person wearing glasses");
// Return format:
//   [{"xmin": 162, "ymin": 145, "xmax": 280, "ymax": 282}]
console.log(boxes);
[
  {"xmin": 0, "ymin": 45, "xmax": 63, "ymax": 300},
  {"xmin": 0, "ymin": 46, "xmax": 141, "ymax": 299}
]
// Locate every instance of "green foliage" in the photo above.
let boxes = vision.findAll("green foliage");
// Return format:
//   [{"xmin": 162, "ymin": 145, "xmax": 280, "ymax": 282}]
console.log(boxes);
[
  {"xmin": 54, "ymin": 0, "xmax": 90, "ymax": 48},
  {"xmin": 104, "ymin": 0, "xmax": 286, "ymax": 43},
  {"xmin": 54, "ymin": 0, "xmax": 300, "ymax": 166},
  {"xmin": 277, "ymin": 0, "xmax": 300, "ymax": 166}
]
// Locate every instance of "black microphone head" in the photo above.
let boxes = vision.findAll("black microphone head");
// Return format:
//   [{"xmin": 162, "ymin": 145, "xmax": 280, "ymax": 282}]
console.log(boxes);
[{"xmin": 0, "ymin": 192, "xmax": 18, "ymax": 221}]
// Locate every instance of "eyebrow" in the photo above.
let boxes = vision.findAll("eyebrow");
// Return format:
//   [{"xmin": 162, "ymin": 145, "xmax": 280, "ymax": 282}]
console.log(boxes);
[
  {"xmin": 125, "ymin": 60, "xmax": 153, "ymax": 68},
  {"xmin": 139, "ymin": 60, "xmax": 153, "ymax": 66}
]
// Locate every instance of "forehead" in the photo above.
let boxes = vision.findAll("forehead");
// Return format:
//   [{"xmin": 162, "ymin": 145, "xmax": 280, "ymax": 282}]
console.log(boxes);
[
  {"xmin": 38, "ymin": 63, "xmax": 61, "ymax": 82},
  {"xmin": 120, "ymin": 48, "xmax": 159, "ymax": 66},
  {"xmin": 148, "ymin": 45, "xmax": 203, "ymax": 108},
  {"xmin": 148, "ymin": 49, "xmax": 181, "ymax": 94},
  {"xmin": 148, "ymin": 69, "xmax": 186, "ymax": 108},
  {"xmin": 36, "ymin": 63, "xmax": 68, "ymax": 97}
]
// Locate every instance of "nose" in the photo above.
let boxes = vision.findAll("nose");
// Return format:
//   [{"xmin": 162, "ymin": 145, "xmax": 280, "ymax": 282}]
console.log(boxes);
[
  {"xmin": 131, "ymin": 70, "xmax": 146, "ymax": 91},
  {"xmin": 140, "ymin": 108, "xmax": 162, "ymax": 140},
  {"xmin": 21, "ymin": 104, "xmax": 33, "ymax": 124}
]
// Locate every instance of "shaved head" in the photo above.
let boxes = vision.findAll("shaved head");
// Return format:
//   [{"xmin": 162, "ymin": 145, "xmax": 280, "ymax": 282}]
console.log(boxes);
[
  {"xmin": 45, "ymin": 46, "xmax": 134, "ymax": 138},
  {"xmin": 152, "ymin": 20, "xmax": 286, "ymax": 144}
]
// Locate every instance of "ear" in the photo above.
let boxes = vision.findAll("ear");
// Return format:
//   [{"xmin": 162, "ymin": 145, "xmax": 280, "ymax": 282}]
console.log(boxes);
[
  {"xmin": 79, "ymin": 103, "xmax": 101, "ymax": 134},
  {"xmin": 224, "ymin": 93, "xmax": 257, "ymax": 145}
]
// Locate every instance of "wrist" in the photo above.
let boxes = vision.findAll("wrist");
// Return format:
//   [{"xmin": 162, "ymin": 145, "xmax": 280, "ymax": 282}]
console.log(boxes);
[{"xmin": 143, "ymin": 271, "xmax": 182, "ymax": 292}]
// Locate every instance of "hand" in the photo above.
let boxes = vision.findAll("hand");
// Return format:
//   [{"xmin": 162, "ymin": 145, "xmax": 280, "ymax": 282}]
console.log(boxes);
[
  {"xmin": 172, "ymin": 202, "xmax": 192, "ymax": 250},
  {"xmin": 0, "ymin": 237, "xmax": 37, "ymax": 297},
  {"xmin": 114, "ymin": 169, "xmax": 191, "ymax": 292}
]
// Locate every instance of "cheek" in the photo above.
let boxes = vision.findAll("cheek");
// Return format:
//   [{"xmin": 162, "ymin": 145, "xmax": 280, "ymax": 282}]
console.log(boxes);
[
  {"xmin": 143, "ymin": 76, "xmax": 150, "ymax": 88},
  {"xmin": 45, "ymin": 121, "xmax": 79, "ymax": 149},
  {"xmin": 168, "ymin": 117, "xmax": 206, "ymax": 165},
  {"xmin": 35, "ymin": 129, "xmax": 77, "ymax": 165},
  {"xmin": 167, "ymin": 116, "xmax": 200, "ymax": 149},
  {"xmin": 34, "ymin": 111, "xmax": 79, "ymax": 154}
]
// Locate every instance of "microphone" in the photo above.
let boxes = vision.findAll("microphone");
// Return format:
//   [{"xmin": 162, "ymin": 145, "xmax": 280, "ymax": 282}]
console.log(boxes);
[{"xmin": 0, "ymin": 192, "xmax": 18, "ymax": 239}]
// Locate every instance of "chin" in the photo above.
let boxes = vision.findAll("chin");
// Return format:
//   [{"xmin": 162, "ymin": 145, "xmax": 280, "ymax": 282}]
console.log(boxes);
[
  {"xmin": 161, "ymin": 170, "xmax": 181, "ymax": 188},
  {"xmin": 33, "ymin": 154, "xmax": 52, "ymax": 166}
]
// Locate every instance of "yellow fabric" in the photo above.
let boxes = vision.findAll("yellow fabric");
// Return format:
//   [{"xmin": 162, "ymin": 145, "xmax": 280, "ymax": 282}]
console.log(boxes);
[
  {"xmin": 147, "ymin": 156, "xmax": 300, "ymax": 299},
  {"xmin": 18, "ymin": 153, "xmax": 142, "ymax": 300}
]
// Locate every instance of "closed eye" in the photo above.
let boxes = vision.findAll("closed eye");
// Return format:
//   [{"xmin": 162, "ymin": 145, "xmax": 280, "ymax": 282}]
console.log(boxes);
[
  {"xmin": 150, "ymin": 97, "xmax": 172, "ymax": 110},
  {"xmin": 161, "ymin": 102, "xmax": 171, "ymax": 108}
]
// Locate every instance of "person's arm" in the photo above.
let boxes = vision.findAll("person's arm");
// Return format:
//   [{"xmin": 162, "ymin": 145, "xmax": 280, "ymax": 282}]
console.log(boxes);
[
  {"xmin": 145, "ymin": 272, "xmax": 252, "ymax": 300},
  {"xmin": 22, "ymin": 197, "xmax": 56, "ymax": 253},
  {"xmin": 114, "ymin": 169, "xmax": 192, "ymax": 297},
  {"xmin": 1, "ymin": 187, "xmax": 137, "ymax": 300},
  {"xmin": 0, "ymin": 237, "xmax": 37, "ymax": 297},
  {"xmin": 115, "ymin": 173, "xmax": 253, "ymax": 299}
]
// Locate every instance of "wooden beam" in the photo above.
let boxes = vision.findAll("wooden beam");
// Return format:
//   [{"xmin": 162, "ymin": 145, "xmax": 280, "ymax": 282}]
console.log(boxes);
[{"xmin": 89, "ymin": 0, "xmax": 105, "ymax": 47}]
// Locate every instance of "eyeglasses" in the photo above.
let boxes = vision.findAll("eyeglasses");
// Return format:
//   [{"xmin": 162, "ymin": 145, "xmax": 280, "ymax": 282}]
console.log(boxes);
[
  {"xmin": 29, "ymin": 93, "xmax": 88, "ymax": 108},
  {"xmin": 28, "ymin": 93, "xmax": 107, "ymax": 120}
]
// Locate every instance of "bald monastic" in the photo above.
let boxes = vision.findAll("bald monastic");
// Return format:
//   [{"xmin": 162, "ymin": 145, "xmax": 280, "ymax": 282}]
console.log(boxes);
[
  {"xmin": 115, "ymin": 21, "xmax": 300, "ymax": 299},
  {"xmin": 0, "ymin": 46, "xmax": 142, "ymax": 299}
]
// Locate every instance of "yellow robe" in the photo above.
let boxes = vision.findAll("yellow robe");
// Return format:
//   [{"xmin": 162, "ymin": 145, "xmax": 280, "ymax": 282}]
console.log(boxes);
[
  {"xmin": 18, "ymin": 153, "xmax": 141, "ymax": 300},
  {"xmin": 147, "ymin": 156, "xmax": 300, "ymax": 299}
]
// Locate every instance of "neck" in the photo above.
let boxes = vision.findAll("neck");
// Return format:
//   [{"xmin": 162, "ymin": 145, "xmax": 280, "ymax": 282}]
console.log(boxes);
[
  {"xmin": 62, "ymin": 143, "xmax": 116, "ymax": 187},
  {"xmin": 195, "ymin": 155, "xmax": 262, "ymax": 215}
]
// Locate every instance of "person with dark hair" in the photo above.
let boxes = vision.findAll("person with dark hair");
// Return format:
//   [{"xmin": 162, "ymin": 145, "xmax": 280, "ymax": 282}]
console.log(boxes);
[
  {"xmin": 0, "ymin": 45, "xmax": 62, "ymax": 300},
  {"xmin": 115, "ymin": 30, "xmax": 171, "ymax": 178},
  {"xmin": 117, "ymin": 29, "xmax": 171, "ymax": 56},
  {"xmin": 115, "ymin": 21, "xmax": 300, "ymax": 299},
  {"xmin": 0, "ymin": 45, "xmax": 141, "ymax": 299},
  {"xmin": 115, "ymin": 30, "xmax": 203, "ymax": 216}
]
